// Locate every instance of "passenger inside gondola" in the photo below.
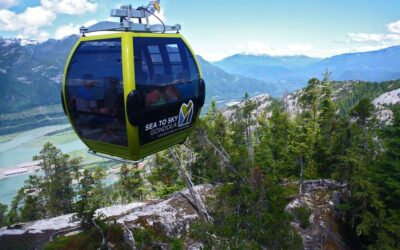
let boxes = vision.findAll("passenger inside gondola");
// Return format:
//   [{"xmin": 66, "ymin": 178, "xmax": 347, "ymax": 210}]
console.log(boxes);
[{"xmin": 66, "ymin": 39, "xmax": 128, "ymax": 146}]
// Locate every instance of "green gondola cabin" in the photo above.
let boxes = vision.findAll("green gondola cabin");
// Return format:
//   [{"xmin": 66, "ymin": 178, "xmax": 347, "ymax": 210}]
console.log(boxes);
[{"xmin": 61, "ymin": 5, "xmax": 205, "ymax": 160}]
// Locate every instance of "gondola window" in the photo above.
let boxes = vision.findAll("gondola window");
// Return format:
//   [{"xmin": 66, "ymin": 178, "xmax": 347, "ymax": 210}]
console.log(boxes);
[{"xmin": 65, "ymin": 39, "xmax": 128, "ymax": 147}]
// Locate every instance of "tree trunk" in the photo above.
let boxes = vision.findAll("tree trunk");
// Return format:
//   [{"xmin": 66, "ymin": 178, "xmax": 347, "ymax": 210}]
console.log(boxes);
[{"xmin": 169, "ymin": 147, "xmax": 212, "ymax": 223}]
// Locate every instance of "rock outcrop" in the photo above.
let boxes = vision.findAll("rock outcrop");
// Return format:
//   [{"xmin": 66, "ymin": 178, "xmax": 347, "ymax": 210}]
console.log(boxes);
[
  {"xmin": 0, "ymin": 180, "xmax": 350, "ymax": 250},
  {"xmin": 0, "ymin": 184, "xmax": 212, "ymax": 250},
  {"xmin": 286, "ymin": 179, "xmax": 348, "ymax": 250},
  {"xmin": 373, "ymin": 88, "xmax": 400, "ymax": 123}
]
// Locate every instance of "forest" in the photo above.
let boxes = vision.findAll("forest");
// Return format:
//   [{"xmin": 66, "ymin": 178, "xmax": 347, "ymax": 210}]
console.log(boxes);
[{"xmin": 0, "ymin": 76, "xmax": 399, "ymax": 249}]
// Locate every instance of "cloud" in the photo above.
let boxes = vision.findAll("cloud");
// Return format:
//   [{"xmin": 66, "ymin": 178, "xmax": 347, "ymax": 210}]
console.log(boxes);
[
  {"xmin": 40, "ymin": 0, "xmax": 97, "ymax": 15},
  {"xmin": 347, "ymin": 32, "xmax": 400, "ymax": 46},
  {"xmin": 0, "ymin": 7, "xmax": 56, "ymax": 31},
  {"xmin": 0, "ymin": 0, "xmax": 20, "ymax": 9},
  {"xmin": 387, "ymin": 20, "xmax": 400, "ymax": 33},
  {"xmin": 54, "ymin": 19, "xmax": 97, "ymax": 39},
  {"xmin": 0, "ymin": 0, "xmax": 98, "ymax": 41},
  {"xmin": 342, "ymin": 20, "xmax": 400, "ymax": 53},
  {"xmin": 0, "ymin": 6, "xmax": 56, "ymax": 41},
  {"xmin": 17, "ymin": 28, "xmax": 50, "ymax": 41},
  {"xmin": 54, "ymin": 23, "xmax": 78, "ymax": 39}
]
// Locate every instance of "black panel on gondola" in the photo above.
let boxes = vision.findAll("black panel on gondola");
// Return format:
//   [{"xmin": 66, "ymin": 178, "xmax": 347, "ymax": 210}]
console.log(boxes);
[{"xmin": 131, "ymin": 37, "xmax": 201, "ymax": 145}]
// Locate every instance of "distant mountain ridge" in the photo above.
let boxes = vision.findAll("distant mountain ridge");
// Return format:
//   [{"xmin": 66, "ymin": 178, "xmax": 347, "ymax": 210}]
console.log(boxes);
[
  {"xmin": 196, "ymin": 56, "xmax": 277, "ymax": 107},
  {"xmin": 215, "ymin": 46, "xmax": 400, "ymax": 94}
]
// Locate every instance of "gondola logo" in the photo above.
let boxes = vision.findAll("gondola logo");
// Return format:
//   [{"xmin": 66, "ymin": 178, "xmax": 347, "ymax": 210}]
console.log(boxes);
[{"xmin": 178, "ymin": 100, "xmax": 194, "ymax": 127}]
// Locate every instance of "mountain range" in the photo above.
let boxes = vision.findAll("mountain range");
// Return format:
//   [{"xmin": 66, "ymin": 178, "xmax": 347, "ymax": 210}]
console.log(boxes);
[{"xmin": 215, "ymin": 46, "xmax": 400, "ymax": 93}]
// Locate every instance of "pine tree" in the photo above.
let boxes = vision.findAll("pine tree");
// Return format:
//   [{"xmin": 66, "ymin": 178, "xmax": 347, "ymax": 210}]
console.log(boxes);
[
  {"xmin": 189, "ymin": 99, "xmax": 230, "ymax": 183},
  {"xmin": 32, "ymin": 142, "xmax": 77, "ymax": 217},
  {"xmin": 191, "ymin": 169, "xmax": 302, "ymax": 249},
  {"xmin": 118, "ymin": 164, "xmax": 144, "ymax": 202},
  {"xmin": 254, "ymin": 107, "xmax": 297, "ymax": 177},
  {"xmin": 148, "ymin": 151, "xmax": 185, "ymax": 197},
  {"xmin": 315, "ymin": 73, "xmax": 337, "ymax": 177},
  {"xmin": 75, "ymin": 169, "xmax": 96, "ymax": 229},
  {"xmin": 91, "ymin": 167, "xmax": 107, "ymax": 208},
  {"xmin": 295, "ymin": 77, "xmax": 323, "ymax": 181},
  {"xmin": 371, "ymin": 105, "xmax": 400, "ymax": 249},
  {"xmin": 335, "ymin": 98, "xmax": 384, "ymax": 248},
  {"xmin": 7, "ymin": 189, "xmax": 24, "ymax": 224},
  {"xmin": 0, "ymin": 203, "xmax": 7, "ymax": 227}
]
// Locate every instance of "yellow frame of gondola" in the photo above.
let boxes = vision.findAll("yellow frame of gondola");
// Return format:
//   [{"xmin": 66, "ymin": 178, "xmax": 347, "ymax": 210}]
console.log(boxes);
[{"xmin": 62, "ymin": 32, "xmax": 203, "ymax": 161}]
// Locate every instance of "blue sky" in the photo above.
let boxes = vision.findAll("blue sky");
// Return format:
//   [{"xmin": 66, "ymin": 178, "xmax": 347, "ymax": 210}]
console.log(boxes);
[{"xmin": 0, "ymin": 0, "xmax": 399, "ymax": 61}]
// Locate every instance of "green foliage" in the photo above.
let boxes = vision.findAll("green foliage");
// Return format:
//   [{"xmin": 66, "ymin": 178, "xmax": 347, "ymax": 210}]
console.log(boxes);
[
  {"xmin": 75, "ymin": 168, "xmax": 108, "ymax": 229},
  {"xmin": 133, "ymin": 227, "xmax": 184, "ymax": 250},
  {"xmin": 117, "ymin": 164, "xmax": 145, "ymax": 202},
  {"xmin": 44, "ymin": 220, "xmax": 131, "ymax": 250},
  {"xmin": 350, "ymin": 98, "xmax": 375, "ymax": 126},
  {"xmin": 0, "ymin": 203, "xmax": 7, "ymax": 227},
  {"xmin": 333, "ymin": 80, "xmax": 400, "ymax": 116},
  {"xmin": 6, "ymin": 143, "xmax": 82, "ymax": 224},
  {"xmin": 32, "ymin": 142, "xmax": 77, "ymax": 217},
  {"xmin": 191, "ymin": 172, "xmax": 302, "ymax": 249},
  {"xmin": 293, "ymin": 207, "xmax": 312, "ymax": 229},
  {"xmin": 254, "ymin": 108, "xmax": 297, "ymax": 177},
  {"xmin": 44, "ymin": 228, "xmax": 102, "ymax": 250},
  {"xmin": 148, "ymin": 151, "xmax": 185, "ymax": 198}
]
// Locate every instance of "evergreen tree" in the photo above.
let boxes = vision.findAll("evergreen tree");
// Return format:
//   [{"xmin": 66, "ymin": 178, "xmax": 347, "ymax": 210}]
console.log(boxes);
[
  {"xmin": 7, "ymin": 188, "xmax": 25, "ymax": 224},
  {"xmin": 75, "ymin": 169, "xmax": 97, "ymax": 229},
  {"xmin": 91, "ymin": 167, "xmax": 107, "ymax": 208},
  {"xmin": 19, "ymin": 195, "xmax": 40, "ymax": 222},
  {"xmin": 191, "ymin": 169, "xmax": 302, "ymax": 249},
  {"xmin": 189, "ymin": 99, "xmax": 232, "ymax": 183},
  {"xmin": 335, "ymin": 98, "xmax": 384, "ymax": 248},
  {"xmin": 315, "ymin": 73, "xmax": 337, "ymax": 177},
  {"xmin": 148, "ymin": 151, "xmax": 185, "ymax": 197},
  {"xmin": 295, "ymin": 77, "xmax": 323, "ymax": 180},
  {"xmin": 7, "ymin": 143, "xmax": 82, "ymax": 223},
  {"xmin": 118, "ymin": 164, "xmax": 145, "ymax": 202},
  {"xmin": 32, "ymin": 142, "xmax": 77, "ymax": 217},
  {"xmin": 0, "ymin": 203, "xmax": 7, "ymax": 227},
  {"xmin": 371, "ymin": 105, "xmax": 400, "ymax": 249},
  {"xmin": 254, "ymin": 107, "xmax": 296, "ymax": 177}
]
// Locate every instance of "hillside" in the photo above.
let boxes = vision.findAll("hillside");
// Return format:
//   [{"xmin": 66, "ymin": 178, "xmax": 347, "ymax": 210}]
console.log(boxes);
[
  {"xmin": 197, "ymin": 56, "xmax": 278, "ymax": 107},
  {"xmin": 215, "ymin": 54, "xmax": 319, "ymax": 93},
  {"xmin": 0, "ymin": 38, "xmax": 63, "ymax": 114},
  {"xmin": 285, "ymin": 80, "xmax": 400, "ymax": 118},
  {"xmin": 305, "ymin": 46, "xmax": 400, "ymax": 81}
]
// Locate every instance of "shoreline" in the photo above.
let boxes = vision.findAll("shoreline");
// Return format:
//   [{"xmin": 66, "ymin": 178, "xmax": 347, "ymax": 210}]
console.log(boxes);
[{"xmin": 0, "ymin": 161, "xmax": 42, "ymax": 181}]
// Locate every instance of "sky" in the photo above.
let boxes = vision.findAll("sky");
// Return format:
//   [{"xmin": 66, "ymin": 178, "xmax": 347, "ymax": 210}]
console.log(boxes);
[{"xmin": 0, "ymin": 0, "xmax": 399, "ymax": 61}]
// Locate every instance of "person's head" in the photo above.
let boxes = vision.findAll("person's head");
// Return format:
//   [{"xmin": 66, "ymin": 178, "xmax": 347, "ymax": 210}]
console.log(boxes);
[
  {"xmin": 82, "ymin": 73, "xmax": 96, "ymax": 88},
  {"xmin": 145, "ymin": 89, "xmax": 162, "ymax": 106},
  {"xmin": 165, "ymin": 86, "xmax": 179, "ymax": 101}
]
